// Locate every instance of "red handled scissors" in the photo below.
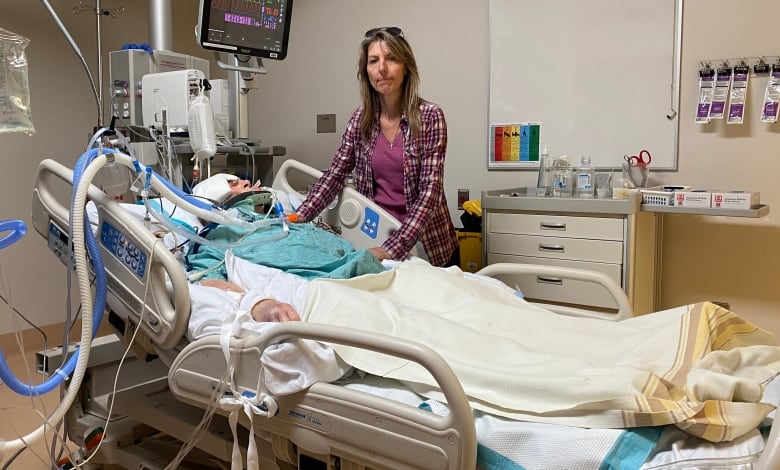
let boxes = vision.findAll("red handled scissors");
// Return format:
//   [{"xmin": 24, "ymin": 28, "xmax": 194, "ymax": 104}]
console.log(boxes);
[{"xmin": 624, "ymin": 149, "xmax": 652, "ymax": 169}]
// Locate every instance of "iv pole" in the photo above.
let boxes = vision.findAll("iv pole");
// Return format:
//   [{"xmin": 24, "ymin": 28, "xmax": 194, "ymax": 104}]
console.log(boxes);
[
  {"xmin": 71, "ymin": 0, "xmax": 125, "ymax": 127},
  {"xmin": 148, "ymin": 0, "xmax": 172, "ymax": 52}
]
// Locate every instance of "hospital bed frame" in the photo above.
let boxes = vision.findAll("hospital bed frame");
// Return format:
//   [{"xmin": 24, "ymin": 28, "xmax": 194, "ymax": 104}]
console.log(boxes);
[{"xmin": 29, "ymin": 158, "xmax": 780, "ymax": 469}]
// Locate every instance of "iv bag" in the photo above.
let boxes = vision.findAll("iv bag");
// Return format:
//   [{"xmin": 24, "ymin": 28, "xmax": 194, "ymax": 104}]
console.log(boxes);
[{"xmin": 0, "ymin": 28, "xmax": 34, "ymax": 134}]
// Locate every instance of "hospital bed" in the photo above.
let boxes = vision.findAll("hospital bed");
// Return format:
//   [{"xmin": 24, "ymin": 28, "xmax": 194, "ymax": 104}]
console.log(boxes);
[{"xmin": 29, "ymin": 156, "xmax": 780, "ymax": 470}]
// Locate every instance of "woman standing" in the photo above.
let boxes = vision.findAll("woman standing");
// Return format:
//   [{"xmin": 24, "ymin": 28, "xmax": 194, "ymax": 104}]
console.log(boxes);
[{"xmin": 293, "ymin": 27, "xmax": 459, "ymax": 267}]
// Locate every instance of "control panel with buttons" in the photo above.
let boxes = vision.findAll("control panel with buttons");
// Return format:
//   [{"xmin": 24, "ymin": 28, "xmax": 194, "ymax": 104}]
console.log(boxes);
[
  {"xmin": 100, "ymin": 221, "xmax": 147, "ymax": 278},
  {"xmin": 48, "ymin": 222, "xmax": 73, "ymax": 267}
]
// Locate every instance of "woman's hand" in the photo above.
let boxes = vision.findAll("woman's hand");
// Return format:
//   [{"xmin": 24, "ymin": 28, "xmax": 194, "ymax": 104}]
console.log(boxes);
[
  {"xmin": 369, "ymin": 247, "xmax": 391, "ymax": 261},
  {"xmin": 251, "ymin": 299, "xmax": 301, "ymax": 322}
]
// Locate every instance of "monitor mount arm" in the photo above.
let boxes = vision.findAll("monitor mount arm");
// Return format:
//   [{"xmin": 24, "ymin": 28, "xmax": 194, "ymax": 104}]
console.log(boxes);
[
  {"xmin": 217, "ymin": 54, "xmax": 266, "ymax": 140},
  {"xmin": 213, "ymin": 52, "xmax": 267, "ymax": 75}
]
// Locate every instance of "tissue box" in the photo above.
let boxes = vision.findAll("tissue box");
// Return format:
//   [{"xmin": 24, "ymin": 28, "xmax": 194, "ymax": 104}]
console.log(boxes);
[
  {"xmin": 674, "ymin": 189, "xmax": 712, "ymax": 208},
  {"xmin": 711, "ymin": 191, "xmax": 760, "ymax": 210}
]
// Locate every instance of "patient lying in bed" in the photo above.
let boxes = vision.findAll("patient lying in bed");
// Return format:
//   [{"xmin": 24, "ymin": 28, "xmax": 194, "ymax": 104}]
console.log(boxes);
[{"xmin": 188, "ymin": 248, "xmax": 780, "ymax": 444}]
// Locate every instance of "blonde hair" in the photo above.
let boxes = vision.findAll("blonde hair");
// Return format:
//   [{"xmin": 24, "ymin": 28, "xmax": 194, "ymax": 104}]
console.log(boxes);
[{"xmin": 357, "ymin": 30, "xmax": 422, "ymax": 140}]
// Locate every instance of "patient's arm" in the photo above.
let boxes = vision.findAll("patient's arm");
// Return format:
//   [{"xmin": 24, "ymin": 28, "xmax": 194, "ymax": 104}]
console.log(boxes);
[
  {"xmin": 199, "ymin": 279, "xmax": 245, "ymax": 294},
  {"xmin": 251, "ymin": 299, "xmax": 301, "ymax": 322},
  {"xmin": 199, "ymin": 278, "xmax": 301, "ymax": 322}
]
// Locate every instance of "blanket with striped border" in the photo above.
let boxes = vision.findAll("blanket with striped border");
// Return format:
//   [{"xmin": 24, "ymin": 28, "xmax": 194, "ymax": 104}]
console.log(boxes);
[{"xmin": 304, "ymin": 258, "xmax": 780, "ymax": 442}]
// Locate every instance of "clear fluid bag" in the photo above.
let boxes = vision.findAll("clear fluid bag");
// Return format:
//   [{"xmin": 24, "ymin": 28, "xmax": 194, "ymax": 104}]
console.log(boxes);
[{"xmin": 0, "ymin": 28, "xmax": 34, "ymax": 134}]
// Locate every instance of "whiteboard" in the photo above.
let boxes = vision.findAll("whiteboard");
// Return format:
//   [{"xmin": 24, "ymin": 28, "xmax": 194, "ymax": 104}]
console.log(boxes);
[{"xmin": 489, "ymin": 0, "xmax": 681, "ymax": 170}]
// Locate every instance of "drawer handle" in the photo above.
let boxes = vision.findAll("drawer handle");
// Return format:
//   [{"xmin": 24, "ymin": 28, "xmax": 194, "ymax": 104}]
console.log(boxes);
[
  {"xmin": 537, "ymin": 276, "xmax": 563, "ymax": 286},
  {"xmin": 539, "ymin": 222, "xmax": 567, "ymax": 231},
  {"xmin": 538, "ymin": 243, "xmax": 565, "ymax": 253}
]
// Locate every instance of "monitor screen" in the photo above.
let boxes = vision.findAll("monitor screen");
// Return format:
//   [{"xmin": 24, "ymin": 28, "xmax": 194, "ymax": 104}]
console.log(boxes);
[{"xmin": 197, "ymin": 0, "xmax": 293, "ymax": 60}]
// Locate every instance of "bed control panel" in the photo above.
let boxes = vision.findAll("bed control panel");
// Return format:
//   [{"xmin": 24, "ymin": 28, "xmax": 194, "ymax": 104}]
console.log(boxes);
[
  {"xmin": 100, "ymin": 222, "xmax": 147, "ymax": 278},
  {"xmin": 48, "ymin": 221, "xmax": 73, "ymax": 267}
]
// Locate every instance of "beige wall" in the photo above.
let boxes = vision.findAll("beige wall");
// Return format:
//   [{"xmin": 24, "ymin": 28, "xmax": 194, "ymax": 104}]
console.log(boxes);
[{"xmin": 0, "ymin": 1, "xmax": 778, "ymax": 337}]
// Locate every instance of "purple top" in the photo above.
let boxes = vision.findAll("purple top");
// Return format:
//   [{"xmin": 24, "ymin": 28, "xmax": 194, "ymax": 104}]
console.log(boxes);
[{"xmin": 372, "ymin": 132, "xmax": 407, "ymax": 223}]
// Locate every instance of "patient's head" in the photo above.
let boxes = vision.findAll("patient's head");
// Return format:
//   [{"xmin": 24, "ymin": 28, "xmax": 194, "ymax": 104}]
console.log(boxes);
[{"xmin": 192, "ymin": 174, "xmax": 252, "ymax": 203}]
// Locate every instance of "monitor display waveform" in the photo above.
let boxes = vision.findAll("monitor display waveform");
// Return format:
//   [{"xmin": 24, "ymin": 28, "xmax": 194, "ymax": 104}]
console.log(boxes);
[
  {"xmin": 210, "ymin": 0, "xmax": 269, "ymax": 16},
  {"xmin": 225, "ymin": 12, "xmax": 256, "ymax": 26}
]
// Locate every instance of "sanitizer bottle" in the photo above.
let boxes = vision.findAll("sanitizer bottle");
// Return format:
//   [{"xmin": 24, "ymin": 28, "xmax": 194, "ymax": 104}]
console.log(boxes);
[{"xmin": 576, "ymin": 156, "xmax": 594, "ymax": 198}]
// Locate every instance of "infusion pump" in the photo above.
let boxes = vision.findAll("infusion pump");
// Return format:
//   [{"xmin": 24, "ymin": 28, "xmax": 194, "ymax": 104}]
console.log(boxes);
[{"xmin": 141, "ymin": 69, "xmax": 205, "ymax": 131}]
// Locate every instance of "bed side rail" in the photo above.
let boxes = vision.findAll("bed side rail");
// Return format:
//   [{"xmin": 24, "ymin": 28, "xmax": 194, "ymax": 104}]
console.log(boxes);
[
  {"xmin": 273, "ymin": 159, "xmax": 419, "ymax": 257},
  {"xmin": 170, "ymin": 322, "xmax": 477, "ymax": 470},
  {"xmin": 477, "ymin": 262, "xmax": 633, "ymax": 320},
  {"xmin": 757, "ymin": 410, "xmax": 780, "ymax": 470},
  {"xmin": 31, "ymin": 158, "xmax": 191, "ymax": 350}
]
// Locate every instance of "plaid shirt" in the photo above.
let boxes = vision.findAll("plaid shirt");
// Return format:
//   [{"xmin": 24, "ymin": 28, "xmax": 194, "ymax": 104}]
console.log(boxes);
[{"xmin": 295, "ymin": 101, "xmax": 458, "ymax": 266}]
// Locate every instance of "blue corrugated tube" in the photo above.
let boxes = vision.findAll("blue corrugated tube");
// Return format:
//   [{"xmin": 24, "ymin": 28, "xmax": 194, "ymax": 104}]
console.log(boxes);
[{"xmin": 0, "ymin": 147, "xmax": 109, "ymax": 395}]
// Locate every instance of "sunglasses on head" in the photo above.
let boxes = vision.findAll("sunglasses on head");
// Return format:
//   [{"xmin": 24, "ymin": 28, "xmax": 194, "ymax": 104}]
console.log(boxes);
[{"xmin": 364, "ymin": 26, "xmax": 404, "ymax": 39}]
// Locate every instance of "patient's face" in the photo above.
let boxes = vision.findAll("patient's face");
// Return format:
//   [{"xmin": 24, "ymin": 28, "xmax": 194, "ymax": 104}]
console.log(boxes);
[{"xmin": 228, "ymin": 178, "xmax": 252, "ymax": 194}]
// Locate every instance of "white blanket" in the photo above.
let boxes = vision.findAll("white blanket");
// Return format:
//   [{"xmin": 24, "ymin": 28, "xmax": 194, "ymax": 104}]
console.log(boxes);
[
  {"xmin": 187, "ymin": 254, "xmax": 780, "ymax": 442},
  {"xmin": 302, "ymin": 258, "xmax": 780, "ymax": 442},
  {"xmin": 188, "ymin": 252, "xmax": 348, "ymax": 395}
]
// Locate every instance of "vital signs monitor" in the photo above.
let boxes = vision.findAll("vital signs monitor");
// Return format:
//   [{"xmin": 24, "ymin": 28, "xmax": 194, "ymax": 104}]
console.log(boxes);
[{"xmin": 197, "ymin": 0, "xmax": 293, "ymax": 60}]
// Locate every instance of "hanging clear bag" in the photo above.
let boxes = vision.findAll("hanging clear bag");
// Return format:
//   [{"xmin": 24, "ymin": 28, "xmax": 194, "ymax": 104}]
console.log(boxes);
[{"xmin": 0, "ymin": 28, "xmax": 34, "ymax": 134}]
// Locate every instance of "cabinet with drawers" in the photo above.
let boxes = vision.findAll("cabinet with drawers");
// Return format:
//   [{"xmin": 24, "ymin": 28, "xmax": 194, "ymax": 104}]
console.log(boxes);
[{"xmin": 481, "ymin": 191, "xmax": 658, "ymax": 314}]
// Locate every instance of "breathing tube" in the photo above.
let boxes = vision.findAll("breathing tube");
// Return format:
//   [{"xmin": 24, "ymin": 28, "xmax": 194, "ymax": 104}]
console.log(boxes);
[
  {"xmin": 141, "ymin": 180, "xmax": 291, "ymax": 252},
  {"xmin": 99, "ymin": 150, "xmax": 290, "ymax": 250},
  {"xmin": 142, "ymin": 195, "xmax": 287, "ymax": 251},
  {"xmin": 105, "ymin": 151, "xmax": 272, "ymax": 231},
  {"xmin": 0, "ymin": 148, "xmax": 111, "ymax": 396}
]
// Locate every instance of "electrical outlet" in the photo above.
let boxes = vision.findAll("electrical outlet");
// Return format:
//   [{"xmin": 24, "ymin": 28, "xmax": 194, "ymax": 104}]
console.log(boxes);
[{"xmin": 457, "ymin": 189, "xmax": 469, "ymax": 210}]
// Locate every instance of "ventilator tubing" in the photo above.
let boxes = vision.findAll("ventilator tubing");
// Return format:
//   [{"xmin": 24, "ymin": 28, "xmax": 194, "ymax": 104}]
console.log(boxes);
[{"xmin": 0, "ymin": 148, "xmax": 111, "ymax": 396}]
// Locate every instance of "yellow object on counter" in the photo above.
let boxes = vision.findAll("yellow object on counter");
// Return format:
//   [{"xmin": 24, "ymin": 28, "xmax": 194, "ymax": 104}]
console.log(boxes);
[{"xmin": 463, "ymin": 199, "xmax": 482, "ymax": 217}]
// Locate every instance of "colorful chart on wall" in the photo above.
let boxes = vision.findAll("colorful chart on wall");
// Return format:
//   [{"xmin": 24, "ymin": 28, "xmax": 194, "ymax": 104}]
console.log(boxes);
[
  {"xmin": 489, "ymin": 122, "xmax": 540, "ymax": 168},
  {"xmin": 488, "ymin": 0, "xmax": 681, "ymax": 170}
]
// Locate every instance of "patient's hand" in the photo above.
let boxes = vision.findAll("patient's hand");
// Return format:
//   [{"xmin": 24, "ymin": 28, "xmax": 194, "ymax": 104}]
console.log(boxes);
[
  {"xmin": 199, "ymin": 279, "xmax": 245, "ymax": 294},
  {"xmin": 251, "ymin": 299, "xmax": 301, "ymax": 322}
]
